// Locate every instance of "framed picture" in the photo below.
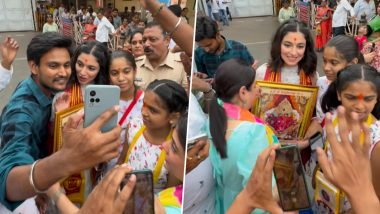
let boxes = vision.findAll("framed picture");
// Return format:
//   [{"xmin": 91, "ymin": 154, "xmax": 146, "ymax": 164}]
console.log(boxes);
[
  {"xmin": 54, "ymin": 104, "xmax": 84, "ymax": 152},
  {"xmin": 252, "ymin": 81, "xmax": 318, "ymax": 141}
]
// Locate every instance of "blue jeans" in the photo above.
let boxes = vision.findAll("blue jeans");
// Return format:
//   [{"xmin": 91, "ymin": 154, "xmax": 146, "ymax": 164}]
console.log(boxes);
[
  {"xmin": 207, "ymin": 4, "xmax": 214, "ymax": 20},
  {"xmin": 219, "ymin": 9, "xmax": 229, "ymax": 26}
]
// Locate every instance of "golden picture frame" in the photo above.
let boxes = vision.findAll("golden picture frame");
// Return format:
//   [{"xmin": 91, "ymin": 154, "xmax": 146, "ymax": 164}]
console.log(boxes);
[
  {"xmin": 252, "ymin": 81, "xmax": 318, "ymax": 141},
  {"xmin": 53, "ymin": 104, "xmax": 84, "ymax": 152}
]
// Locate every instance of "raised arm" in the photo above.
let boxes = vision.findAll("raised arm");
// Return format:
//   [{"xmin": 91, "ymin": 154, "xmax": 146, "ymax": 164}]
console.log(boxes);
[{"xmin": 140, "ymin": 0, "xmax": 194, "ymax": 56}]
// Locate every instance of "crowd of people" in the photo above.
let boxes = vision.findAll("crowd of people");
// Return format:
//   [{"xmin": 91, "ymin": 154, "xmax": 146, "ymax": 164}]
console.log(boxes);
[
  {"xmin": 3, "ymin": 0, "xmax": 380, "ymax": 213},
  {"xmin": 189, "ymin": 2, "xmax": 380, "ymax": 212},
  {"xmin": 0, "ymin": 0, "xmax": 193, "ymax": 213}
]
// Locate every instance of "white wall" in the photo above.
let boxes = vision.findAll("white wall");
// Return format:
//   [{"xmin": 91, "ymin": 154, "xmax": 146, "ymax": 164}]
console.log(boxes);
[
  {"xmin": 229, "ymin": 0, "xmax": 273, "ymax": 17},
  {"xmin": 0, "ymin": 0, "xmax": 35, "ymax": 31}
]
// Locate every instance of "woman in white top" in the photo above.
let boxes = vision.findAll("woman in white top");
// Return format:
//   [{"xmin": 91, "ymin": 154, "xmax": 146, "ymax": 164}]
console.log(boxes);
[
  {"xmin": 43, "ymin": 14, "xmax": 59, "ymax": 33},
  {"xmin": 278, "ymin": 0, "xmax": 295, "ymax": 23},
  {"xmin": 256, "ymin": 19, "xmax": 318, "ymax": 86}
]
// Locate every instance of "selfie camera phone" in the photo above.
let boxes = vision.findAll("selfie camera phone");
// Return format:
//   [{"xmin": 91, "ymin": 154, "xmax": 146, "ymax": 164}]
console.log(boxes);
[
  {"xmin": 84, "ymin": 85, "xmax": 120, "ymax": 132},
  {"xmin": 273, "ymin": 145, "xmax": 311, "ymax": 211},
  {"xmin": 121, "ymin": 169, "xmax": 154, "ymax": 214}
]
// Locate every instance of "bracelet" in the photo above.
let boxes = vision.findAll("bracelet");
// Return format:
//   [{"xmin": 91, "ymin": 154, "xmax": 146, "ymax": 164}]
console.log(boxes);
[
  {"xmin": 168, "ymin": 18, "xmax": 182, "ymax": 36},
  {"xmin": 152, "ymin": 3, "xmax": 165, "ymax": 17},
  {"xmin": 29, "ymin": 160, "xmax": 48, "ymax": 194}
]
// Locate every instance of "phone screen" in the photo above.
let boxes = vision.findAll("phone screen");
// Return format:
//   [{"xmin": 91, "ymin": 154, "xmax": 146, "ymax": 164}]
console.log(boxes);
[
  {"xmin": 273, "ymin": 145, "xmax": 311, "ymax": 211},
  {"xmin": 121, "ymin": 170, "xmax": 154, "ymax": 214}
]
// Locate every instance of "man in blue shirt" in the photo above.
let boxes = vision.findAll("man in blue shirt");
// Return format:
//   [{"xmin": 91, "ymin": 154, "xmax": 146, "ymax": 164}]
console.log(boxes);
[
  {"xmin": 0, "ymin": 32, "xmax": 121, "ymax": 211},
  {"xmin": 194, "ymin": 16, "xmax": 255, "ymax": 78}
]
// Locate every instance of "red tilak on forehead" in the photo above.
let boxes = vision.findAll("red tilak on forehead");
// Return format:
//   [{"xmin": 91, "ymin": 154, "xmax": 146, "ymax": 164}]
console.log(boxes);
[
  {"xmin": 84, "ymin": 58, "xmax": 88, "ymax": 63},
  {"xmin": 293, "ymin": 37, "xmax": 297, "ymax": 42},
  {"xmin": 358, "ymin": 94, "xmax": 364, "ymax": 101}
]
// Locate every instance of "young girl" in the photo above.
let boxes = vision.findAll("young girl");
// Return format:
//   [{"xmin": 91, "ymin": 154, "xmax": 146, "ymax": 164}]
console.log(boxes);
[
  {"xmin": 208, "ymin": 58, "xmax": 279, "ymax": 214},
  {"xmin": 316, "ymin": 35, "xmax": 363, "ymax": 122},
  {"xmin": 296, "ymin": 35, "xmax": 363, "ymax": 149},
  {"xmin": 105, "ymin": 50, "xmax": 144, "ymax": 172},
  {"xmin": 355, "ymin": 25, "xmax": 368, "ymax": 51},
  {"xmin": 256, "ymin": 19, "xmax": 318, "ymax": 86},
  {"xmin": 158, "ymin": 111, "xmax": 188, "ymax": 214},
  {"xmin": 118, "ymin": 79, "xmax": 188, "ymax": 193},
  {"xmin": 318, "ymin": 64, "xmax": 380, "ymax": 212}
]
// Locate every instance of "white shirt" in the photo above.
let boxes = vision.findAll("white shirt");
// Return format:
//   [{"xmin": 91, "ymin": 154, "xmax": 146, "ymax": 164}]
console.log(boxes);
[
  {"xmin": 354, "ymin": 0, "xmax": 376, "ymax": 21},
  {"xmin": 218, "ymin": 0, "xmax": 227, "ymax": 10},
  {"xmin": 332, "ymin": 0, "xmax": 355, "ymax": 27},
  {"xmin": 0, "ymin": 63, "xmax": 13, "ymax": 91},
  {"xmin": 95, "ymin": 16, "xmax": 116, "ymax": 43},
  {"xmin": 256, "ymin": 63, "xmax": 300, "ymax": 84},
  {"xmin": 211, "ymin": 0, "xmax": 220, "ymax": 13},
  {"xmin": 77, "ymin": 9, "xmax": 83, "ymax": 16},
  {"xmin": 316, "ymin": 76, "xmax": 330, "ymax": 122}
]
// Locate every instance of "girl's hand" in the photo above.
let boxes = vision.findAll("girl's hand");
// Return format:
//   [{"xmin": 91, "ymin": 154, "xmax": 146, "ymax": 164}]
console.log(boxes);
[
  {"xmin": 364, "ymin": 52, "xmax": 376, "ymax": 63},
  {"xmin": 47, "ymin": 182, "xmax": 61, "ymax": 198},
  {"xmin": 228, "ymin": 144, "xmax": 283, "ymax": 214},
  {"xmin": 186, "ymin": 139, "xmax": 209, "ymax": 173},
  {"xmin": 55, "ymin": 92, "xmax": 70, "ymax": 113},
  {"xmin": 154, "ymin": 196, "xmax": 166, "ymax": 214}
]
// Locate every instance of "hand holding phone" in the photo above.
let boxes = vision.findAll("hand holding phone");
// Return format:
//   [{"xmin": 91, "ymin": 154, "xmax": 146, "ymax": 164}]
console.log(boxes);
[
  {"xmin": 121, "ymin": 170, "xmax": 154, "ymax": 214},
  {"xmin": 186, "ymin": 138, "xmax": 209, "ymax": 173},
  {"xmin": 273, "ymin": 145, "xmax": 311, "ymax": 211},
  {"xmin": 309, "ymin": 132, "xmax": 323, "ymax": 151}
]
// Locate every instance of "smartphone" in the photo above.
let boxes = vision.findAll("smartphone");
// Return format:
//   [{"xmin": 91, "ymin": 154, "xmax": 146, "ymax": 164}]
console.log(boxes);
[
  {"xmin": 273, "ymin": 145, "xmax": 311, "ymax": 211},
  {"xmin": 187, "ymin": 133, "xmax": 208, "ymax": 150},
  {"xmin": 121, "ymin": 170, "xmax": 154, "ymax": 214},
  {"xmin": 309, "ymin": 132, "xmax": 323, "ymax": 151},
  {"xmin": 84, "ymin": 85, "xmax": 120, "ymax": 132}
]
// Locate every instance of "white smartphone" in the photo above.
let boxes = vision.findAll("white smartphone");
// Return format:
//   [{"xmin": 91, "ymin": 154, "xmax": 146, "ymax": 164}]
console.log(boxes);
[{"xmin": 84, "ymin": 85, "xmax": 120, "ymax": 132}]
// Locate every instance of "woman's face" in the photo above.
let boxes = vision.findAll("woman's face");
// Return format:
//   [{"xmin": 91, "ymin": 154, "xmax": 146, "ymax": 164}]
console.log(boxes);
[
  {"xmin": 109, "ymin": 57, "xmax": 136, "ymax": 95},
  {"xmin": 162, "ymin": 127, "xmax": 184, "ymax": 181},
  {"xmin": 280, "ymin": 32, "xmax": 306, "ymax": 67},
  {"xmin": 75, "ymin": 53, "xmax": 100, "ymax": 85},
  {"xmin": 131, "ymin": 33, "xmax": 144, "ymax": 58}
]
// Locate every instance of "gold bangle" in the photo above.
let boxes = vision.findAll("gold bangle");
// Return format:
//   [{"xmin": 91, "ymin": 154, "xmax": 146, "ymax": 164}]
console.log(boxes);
[{"xmin": 152, "ymin": 3, "xmax": 165, "ymax": 17}]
